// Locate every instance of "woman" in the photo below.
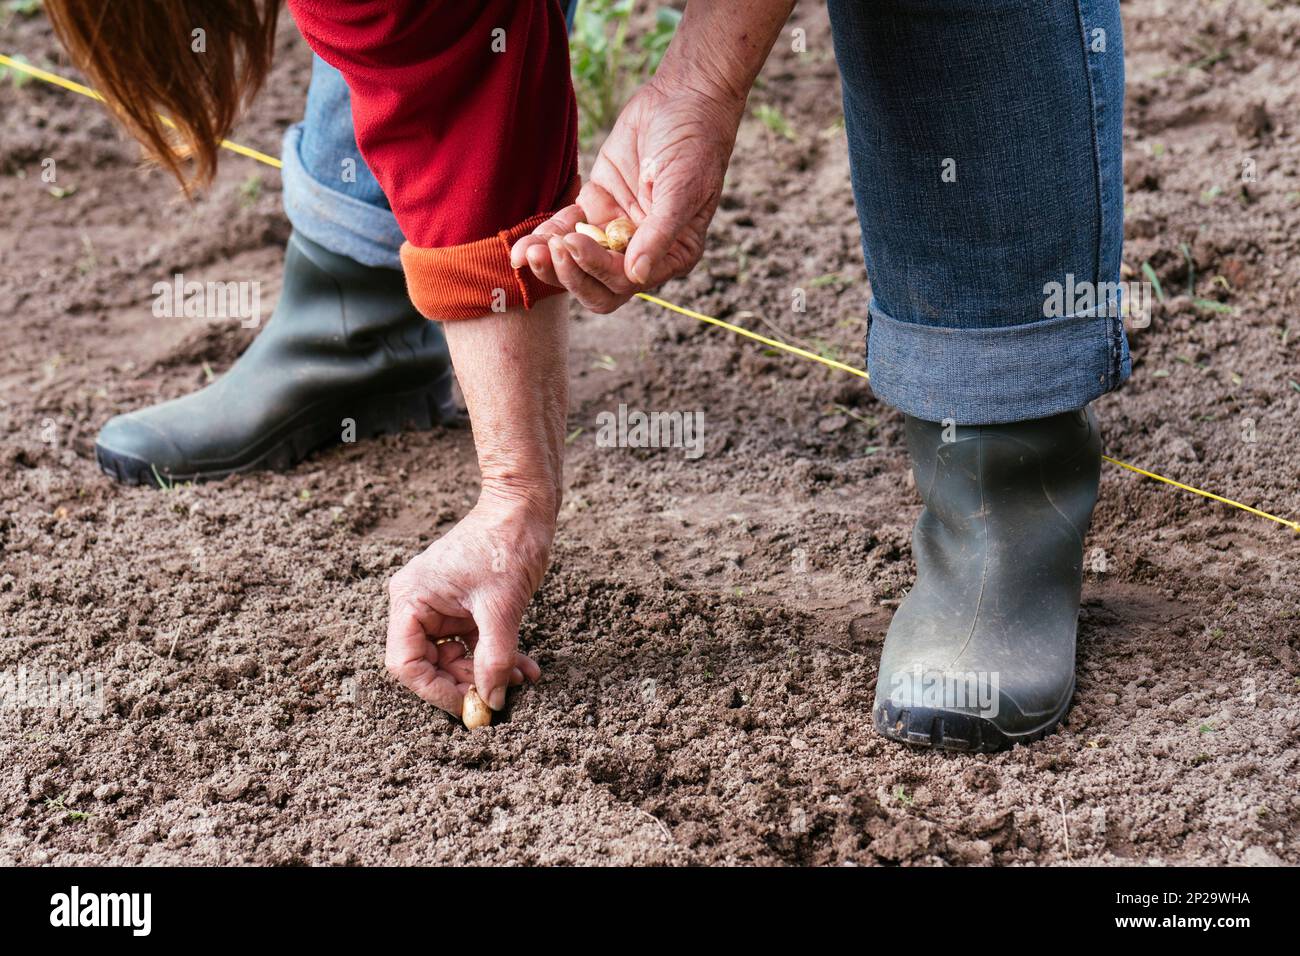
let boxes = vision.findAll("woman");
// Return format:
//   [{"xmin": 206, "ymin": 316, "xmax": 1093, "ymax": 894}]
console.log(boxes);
[{"xmin": 47, "ymin": 0, "xmax": 1126, "ymax": 751}]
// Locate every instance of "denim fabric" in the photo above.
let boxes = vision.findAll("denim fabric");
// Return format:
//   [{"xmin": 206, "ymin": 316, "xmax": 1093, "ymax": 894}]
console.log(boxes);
[
  {"xmin": 281, "ymin": 56, "xmax": 405, "ymax": 269},
  {"xmin": 282, "ymin": 0, "xmax": 579, "ymax": 269},
  {"xmin": 827, "ymin": 0, "xmax": 1129, "ymax": 424}
]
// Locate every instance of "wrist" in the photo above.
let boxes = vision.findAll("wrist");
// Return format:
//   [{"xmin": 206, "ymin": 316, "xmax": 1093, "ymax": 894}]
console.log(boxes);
[
  {"xmin": 477, "ymin": 474, "xmax": 562, "ymax": 528},
  {"xmin": 650, "ymin": 63, "xmax": 748, "ymax": 123}
]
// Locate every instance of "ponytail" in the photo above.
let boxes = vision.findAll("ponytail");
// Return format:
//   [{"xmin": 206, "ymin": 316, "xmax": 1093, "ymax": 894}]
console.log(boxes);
[{"xmin": 45, "ymin": 0, "xmax": 280, "ymax": 193}]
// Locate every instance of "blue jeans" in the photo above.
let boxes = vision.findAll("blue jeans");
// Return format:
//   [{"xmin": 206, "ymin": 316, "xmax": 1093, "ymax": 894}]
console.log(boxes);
[
  {"xmin": 828, "ymin": 0, "xmax": 1130, "ymax": 424},
  {"xmin": 281, "ymin": 56, "xmax": 406, "ymax": 269}
]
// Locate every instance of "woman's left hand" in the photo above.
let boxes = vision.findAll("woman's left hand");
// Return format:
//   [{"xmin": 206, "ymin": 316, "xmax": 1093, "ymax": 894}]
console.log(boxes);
[{"xmin": 509, "ymin": 75, "xmax": 744, "ymax": 313}]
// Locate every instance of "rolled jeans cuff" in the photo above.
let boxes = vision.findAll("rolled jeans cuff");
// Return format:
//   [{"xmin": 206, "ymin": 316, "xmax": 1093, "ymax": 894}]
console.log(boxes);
[
  {"xmin": 866, "ymin": 302, "xmax": 1132, "ymax": 425},
  {"xmin": 281, "ymin": 123, "xmax": 405, "ymax": 270}
]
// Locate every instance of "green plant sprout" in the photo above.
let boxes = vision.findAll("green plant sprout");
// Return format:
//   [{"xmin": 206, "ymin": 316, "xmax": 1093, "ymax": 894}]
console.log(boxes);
[{"xmin": 569, "ymin": 0, "xmax": 681, "ymax": 145}]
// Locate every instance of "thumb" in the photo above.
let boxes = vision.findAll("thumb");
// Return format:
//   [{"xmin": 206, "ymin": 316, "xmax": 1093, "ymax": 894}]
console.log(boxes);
[
  {"xmin": 472, "ymin": 598, "xmax": 524, "ymax": 712},
  {"xmin": 623, "ymin": 175, "xmax": 699, "ymax": 285}
]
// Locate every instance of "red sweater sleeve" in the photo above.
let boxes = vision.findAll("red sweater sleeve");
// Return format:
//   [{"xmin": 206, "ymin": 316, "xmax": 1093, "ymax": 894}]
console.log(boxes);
[{"xmin": 286, "ymin": 0, "xmax": 580, "ymax": 319}]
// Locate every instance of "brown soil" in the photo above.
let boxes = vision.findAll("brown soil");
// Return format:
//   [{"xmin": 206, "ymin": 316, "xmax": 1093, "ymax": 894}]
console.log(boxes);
[{"xmin": 1, "ymin": 1, "xmax": 1297, "ymax": 866}]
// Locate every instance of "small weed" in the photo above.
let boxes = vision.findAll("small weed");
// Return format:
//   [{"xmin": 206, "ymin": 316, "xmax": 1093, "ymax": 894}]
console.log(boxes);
[
  {"xmin": 893, "ymin": 784, "xmax": 914, "ymax": 807},
  {"xmin": 808, "ymin": 272, "xmax": 847, "ymax": 288},
  {"xmin": 76, "ymin": 232, "xmax": 97, "ymax": 274},
  {"xmin": 754, "ymin": 103, "xmax": 796, "ymax": 142},
  {"xmin": 820, "ymin": 115, "xmax": 846, "ymax": 138},
  {"xmin": 0, "ymin": 52, "xmax": 34, "ymax": 88},
  {"xmin": 1177, "ymin": 241, "xmax": 1200, "ymax": 297},
  {"xmin": 239, "ymin": 173, "xmax": 262, "ymax": 207},
  {"xmin": 1192, "ymin": 299, "xmax": 1233, "ymax": 315},
  {"xmin": 810, "ymin": 338, "xmax": 843, "ymax": 365},
  {"xmin": 150, "ymin": 464, "xmax": 176, "ymax": 491},
  {"xmin": 44, "ymin": 794, "xmax": 90, "ymax": 823},
  {"xmin": 831, "ymin": 403, "xmax": 877, "ymax": 427},
  {"xmin": 1141, "ymin": 261, "xmax": 1165, "ymax": 303}
]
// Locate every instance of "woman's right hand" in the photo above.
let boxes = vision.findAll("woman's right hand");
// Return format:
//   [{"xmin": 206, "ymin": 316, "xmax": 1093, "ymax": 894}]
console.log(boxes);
[{"xmin": 385, "ymin": 490, "xmax": 551, "ymax": 719}]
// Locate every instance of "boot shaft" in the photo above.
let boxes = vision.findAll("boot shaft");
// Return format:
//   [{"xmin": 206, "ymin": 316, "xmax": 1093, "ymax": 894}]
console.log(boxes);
[{"xmin": 904, "ymin": 409, "xmax": 1101, "ymax": 541}]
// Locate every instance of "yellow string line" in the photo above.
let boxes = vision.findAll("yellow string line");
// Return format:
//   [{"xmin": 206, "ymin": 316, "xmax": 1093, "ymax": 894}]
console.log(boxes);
[
  {"xmin": 6, "ymin": 54, "xmax": 1296, "ymax": 533},
  {"xmin": 1099, "ymin": 457, "xmax": 1297, "ymax": 531},
  {"xmin": 634, "ymin": 292, "xmax": 871, "ymax": 379},
  {"xmin": 0, "ymin": 54, "xmax": 283, "ymax": 168}
]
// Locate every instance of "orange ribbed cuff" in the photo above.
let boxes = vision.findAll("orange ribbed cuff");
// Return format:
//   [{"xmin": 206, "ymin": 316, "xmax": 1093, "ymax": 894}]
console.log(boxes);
[{"xmin": 399, "ymin": 180, "xmax": 580, "ymax": 321}]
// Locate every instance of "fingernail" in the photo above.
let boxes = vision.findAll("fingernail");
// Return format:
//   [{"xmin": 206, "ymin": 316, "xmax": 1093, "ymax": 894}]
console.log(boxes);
[
  {"xmin": 488, "ymin": 686, "xmax": 507, "ymax": 711},
  {"xmin": 564, "ymin": 236, "xmax": 585, "ymax": 262},
  {"xmin": 629, "ymin": 256, "xmax": 649, "ymax": 284}
]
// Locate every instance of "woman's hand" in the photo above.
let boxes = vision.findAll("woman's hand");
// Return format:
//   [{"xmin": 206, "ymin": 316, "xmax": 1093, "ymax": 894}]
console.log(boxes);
[
  {"xmin": 385, "ymin": 490, "xmax": 552, "ymax": 719},
  {"xmin": 510, "ymin": 76, "xmax": 745, "ymax": 314},
  {"xmin": 384, "ymin": 295, "xmax": 569, "ymax": 720}
]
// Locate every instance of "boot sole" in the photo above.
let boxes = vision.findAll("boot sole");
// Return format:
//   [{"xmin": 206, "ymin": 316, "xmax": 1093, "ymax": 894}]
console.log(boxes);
[
  {"xmin": 872, "ymin": 679, "xmax": 1075, "ymax": 753},
  {"xmin": 95, "ymin": 374, "xmax": 461, "ymax": 488}
]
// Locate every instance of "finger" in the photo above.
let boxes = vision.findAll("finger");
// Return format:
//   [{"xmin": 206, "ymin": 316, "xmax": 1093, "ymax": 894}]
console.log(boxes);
[
  {"xmin": 386, "ymin": 615, "xmax": 465, "ymax": 715},
  {"xmin": 526, "ymin": 241, "xmax": 560, "ymax": 288},
  {"xmin": 549, "ymin": 236, "xmax": 626, "ymax": 313},
  {"xmin": 536, "ymin": 203, "xmax": 587, "ymax": 237},
  {"xmin": 624, "ymin": 179, "xmax": 702, "ymax": 285},
  {"xmin": 386, "ymin": 582, "xmax": 471, "ymax": 715},
  {"xmin": 513, "ymin": 234, "xmax": 550, "ymax": 273},
  {"xmin": 470, "ymin": 598, "xmax": 524, "ymax": 712},
  {"xmin": 443, "ymin": 656, "xmax": 474, "ymax": 683},
  {"xmin": 426, "ymin": 640, "xmax": 466, "ymax": 677},
  {"xmin": 576, "ymin": 179, "xmax": 636, "ymax": 225},
  {"xmin": 445, "ymin": 657, "xmax": 523, "ymax": 687},
  {"xmin": 563, "ymin": 234, "xmax": 636, "ymax": 295},
  {"xmin": 516, "ymin": 653, "xmax": 542, "ymax": 684},
  {"xmin": 461, "ymin": 632, "xmax": 541, "ymax": 679},
  {"xmin": 438, "ymin": 649, "xmax": 519, "ymax": 682},
  {"xmin": 510, "ymin": 204, "xmax": 586, "ymax": 267}
]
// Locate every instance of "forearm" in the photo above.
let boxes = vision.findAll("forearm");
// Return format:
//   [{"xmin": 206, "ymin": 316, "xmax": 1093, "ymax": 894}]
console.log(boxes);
[
  {"xmin": 441, "ymin": 298, "xmax": 570, "ymax": 524},
  {"xmin": 656, "ymin": 0, "xmax": 795, "ymax": 104}
]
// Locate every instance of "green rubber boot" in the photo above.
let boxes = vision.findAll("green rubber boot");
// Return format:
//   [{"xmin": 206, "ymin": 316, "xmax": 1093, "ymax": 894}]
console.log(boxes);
[
  {"xmin": 96, "ymin": 232, "xmax": 459, "ymax": 486},
  {"xmin": 873, "ymin": 408, "xmax": 1101, "ymax": 752}
]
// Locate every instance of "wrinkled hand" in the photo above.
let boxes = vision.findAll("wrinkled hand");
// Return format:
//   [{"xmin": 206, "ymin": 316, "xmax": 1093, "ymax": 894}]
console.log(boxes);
[
  {"xmin": 510, "ymin": 77, "xmax": 744, "ymax": 313},
  {"xmin": 385, "ymin": 494, "xmax": 551, "ymax": 719}
]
